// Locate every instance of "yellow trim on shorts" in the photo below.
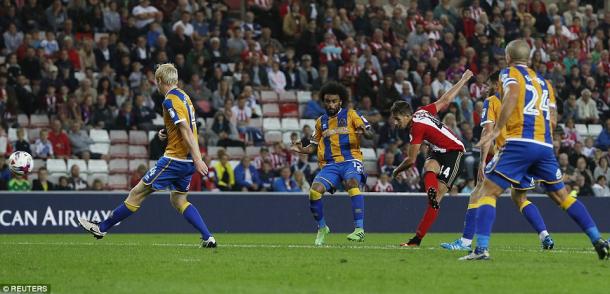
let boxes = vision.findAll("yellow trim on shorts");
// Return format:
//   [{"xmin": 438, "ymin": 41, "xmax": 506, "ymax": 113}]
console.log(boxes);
[{"xmin": 493, "ymin": 170, "xmax": 520, "ymax": 184}]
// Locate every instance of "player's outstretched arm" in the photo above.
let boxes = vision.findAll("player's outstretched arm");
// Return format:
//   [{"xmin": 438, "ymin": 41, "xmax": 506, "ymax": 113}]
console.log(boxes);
[
  {"xmin": 433, "ymin": 69, "xmax": 474, "ymax": 113},
  {"xmin": 392, "ymin": 143, "xmax": 420, "ymax": 179},
  {"xmin": 178, "ymin": 122, "xmax": 209, "ymax": 176},
  {"xmin": 290, "ymin": 141, "xmax": 317, "ymax": 154}
]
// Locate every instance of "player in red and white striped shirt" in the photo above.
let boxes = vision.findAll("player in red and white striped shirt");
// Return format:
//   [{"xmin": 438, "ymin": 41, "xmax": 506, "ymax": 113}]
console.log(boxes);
[{"xmin": 391, "ymin": 70, "xmax": 473, "ymax": 247}]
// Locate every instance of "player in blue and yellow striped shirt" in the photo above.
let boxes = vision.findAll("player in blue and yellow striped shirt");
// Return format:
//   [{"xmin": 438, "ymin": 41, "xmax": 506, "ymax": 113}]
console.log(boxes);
[{"xmin": 291, "ymin": 81, "xmax": 373, "ymax": 245}]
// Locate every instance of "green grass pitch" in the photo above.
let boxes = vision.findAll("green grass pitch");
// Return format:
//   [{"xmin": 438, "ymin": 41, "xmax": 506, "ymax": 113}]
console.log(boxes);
[{"xmin": 1, "ymin": 233, "xmax": 608, "ymax": 293}]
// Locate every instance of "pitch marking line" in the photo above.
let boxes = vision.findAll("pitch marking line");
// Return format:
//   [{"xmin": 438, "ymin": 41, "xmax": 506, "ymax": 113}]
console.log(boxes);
[{"xmin": 0, "ymin": 241, "xmax": 597, "ymax": 254}]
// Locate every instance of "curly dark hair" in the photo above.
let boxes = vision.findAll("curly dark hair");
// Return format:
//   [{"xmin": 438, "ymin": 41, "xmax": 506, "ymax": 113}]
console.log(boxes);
[{"xmin": 318, "ymin": 81, "xmax": 349, "ymax": 103}]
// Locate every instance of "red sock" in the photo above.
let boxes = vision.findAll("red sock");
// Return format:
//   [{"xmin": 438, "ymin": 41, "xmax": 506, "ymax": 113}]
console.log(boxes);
[
  {"xmin": 416, "ymin": 203, "xmax": 440, "ymax": 238},
  {"xmin": 423, "ymin": 171, "xmax": 438, "ymax": 192}
]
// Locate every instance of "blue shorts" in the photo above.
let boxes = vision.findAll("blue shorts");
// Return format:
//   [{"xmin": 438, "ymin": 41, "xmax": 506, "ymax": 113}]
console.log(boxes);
[
  {"xmin": 313, "ymin": 160, "xmax": 366, "ymax": 194},
  {"xmin": 485, "ymin": 141, "xmax": 564, "ymax": 192},
  {"xmin": 142, "ymin": 157, "xmax": 195, "ymax": 192}
]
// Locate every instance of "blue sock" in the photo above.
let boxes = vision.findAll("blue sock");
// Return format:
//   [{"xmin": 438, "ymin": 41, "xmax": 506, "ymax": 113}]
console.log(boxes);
[
  {"xmin": 350, "ymin": 195, "xmax": 364, "ymax": 229},
  {"xmin": 99, "ymin": 202, "xmax": 136, "ymax": 232},
  {"xmin": 474, "ymin": 197, "xmax": 496, "ymax": 249},
  {"xmin": 563, "ymin": 199, "xmax": 600, "ymax": 243},
  {"xmin": 182, "ymin": 204, "xmax": 212, "ymax": 240},
  {"xmin": 521, "ymin": 202, "xmax": 547, "ymax": 234},
  {"xmin": 309, "ymin": 199, "xmax": 326, "ymax": 228},
  {"xmin": 462, "ymin": 207, "xmax": 478, "ymax": 240}
]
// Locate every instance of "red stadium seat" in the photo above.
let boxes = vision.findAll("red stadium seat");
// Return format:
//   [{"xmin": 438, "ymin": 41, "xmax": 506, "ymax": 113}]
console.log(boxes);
[{"xmin": 279, "ymin": 103, "xmax": 299, "ymax": 117}]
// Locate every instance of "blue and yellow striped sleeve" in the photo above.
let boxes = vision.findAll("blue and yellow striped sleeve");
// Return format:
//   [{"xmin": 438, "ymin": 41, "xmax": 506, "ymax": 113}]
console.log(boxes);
[
  {"xmin": 310, "ymin": 118, "xmax": 322, "ymax": 145},
  {"xmin": 349, "ymin": 110, "xmax": 370, "ymax": 130},
  {"xmin": 163, "ymin": 95, "xmax": 188, "ymax": 125},
  {"xmin": 499, "ymin": 67, "xmax": 518, "ymax": 95}
]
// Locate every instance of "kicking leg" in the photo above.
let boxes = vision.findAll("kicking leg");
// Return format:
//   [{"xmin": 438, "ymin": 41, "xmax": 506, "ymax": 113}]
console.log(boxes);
[
  {"xmin": 170, "ymin": 191, "xmax": 216, "ymax": 248},
  {"xmin": 511, "ymin": 189, "xmax": 553, "ymax": 249},
  {"xmin": 79, "ymin": 181, "xmax": 153, "ymax": 238},
  {"xmin": 345, "ymin": 178, "xmax": 365, "ymax": 242}
]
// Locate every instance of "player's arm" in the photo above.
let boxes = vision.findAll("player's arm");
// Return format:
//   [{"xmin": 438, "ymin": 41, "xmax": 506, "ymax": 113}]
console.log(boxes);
[
  {"xmin": 479, "ymin": 82, "xmax": 518, "ymax": 147},
  {"xmin": 478, "ymin": 123, "xmax": 494, "ymax": 181},
  {"xmin": 352, "ymin": 110, "xmax": 374, "ymax": 139},
  {"xmin": 290, "ymin": 140, "xmax": 317, "ymax": 154},
  {"xmin": 178, "ymin": 121, "xmax": 209, "ymax": 176},
  {"xmin": 392, "ymin": 143, "xmax": 420, "ymax": 179},
  {"xmin": 433, "ymin": 69, "xmax": 473, "ymax": 112}
]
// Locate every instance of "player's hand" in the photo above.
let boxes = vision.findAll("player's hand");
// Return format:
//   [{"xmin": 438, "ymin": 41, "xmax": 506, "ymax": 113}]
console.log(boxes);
[
  {"xmin": 195, "ymin": 159, "xmax": 208, "ymax": 176},
  {"xmin": 158, "ymin": 129, "xmax": 167, "ymax": 141},
  {"xmin": 477, "ymin": 165, "xmax": 486, "ymax": 183},
  {"xmin": 476, "ymin": 128, "xmax": 500, "ymax": 149},
  {"xmin": 391, "ymin": 169, "xmax": 401, "ymax": 180},
  {"xmin": 290, "ymin": 141, "xmax": 303, "ymax": 153},
  {"xmin": 461, "ymin": 69, "xmax": 474, "ymax": 82}
]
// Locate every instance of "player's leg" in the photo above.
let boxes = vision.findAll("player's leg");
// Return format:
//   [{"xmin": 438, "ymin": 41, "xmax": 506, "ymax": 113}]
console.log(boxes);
[
  {"xmin": 309, "ymin": 181, "xmax": 330, "ymax": 245},
  {"xmin": 169, "ymin": 191, "xmax": 216, "ymax": 248},
  {"xmin": 344, "ymin": 177, "xmax": 365, "ymax": 242},
  {"xmin": 511, "ymin": 188, "xmax": 553, "ymax": 249},
  {"xmin": 79, "ymin": 180, "xmax": 154, "ymax": 238},
  {"xmin": 440, "ymin": 185, "xmax": 481, "ymax": 250}
]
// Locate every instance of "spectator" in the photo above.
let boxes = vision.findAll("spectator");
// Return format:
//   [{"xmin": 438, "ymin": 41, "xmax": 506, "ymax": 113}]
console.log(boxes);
[
  {"xmin": 13, "ymin": 128, "xmax": 31, "ymax": 154},
  {"xmin": 0, "ymin": 157, "xmax": 10, "ymax": 189},
  {"xmin": 234, "ymin": 156, "xmax": 261, "ymax": 191},
  {"xmin": 431, "ymin": 71, "xmax": 453, "ymax": 98},
  {"xmin": 210, "ymin": 111, "xmax": 244, "ymax": 148},
  {"xmin": 116, "ymin": 101, "xmax": 137, "ymax": 130},
  {"xmin": 48, "ymin": 119, "xmax": 71, "ymax": 159},
  {"xmin": 268, "ymin": 62, "xmax": 287, "ymax": 93},
  {"xmin": 298, "ymin": 55, "xmax": 318, "ymax": 91},
  {"xmin": 132, "ymin": 0, "xmax": 162, "ymax": 30},
  {"xmin": 133, "ymin": 95, "xmax": 156, "ymax": 131},
  {"xmin": 91, "ymin": 94, "xmax": 114, "ymax": 129},
  {"xmin": 56, "ymin": 176, "xmax": 70, "ymax": 190},
  {"xmin": 91, "ymin": 178, "xmax": 105, "ymax": 191},
  {"xmin": 67, "ymin": 120, "xmax": 94, "ymax": 159},
  {"xmin": 562, "ymin": 118, "xmax": 581, "ymax": 147},
  {"xmin": 8, "ymin": 173, "xmax": 30, "ymax": 191},
  {"xmin": 357, "ymin": 96, "xmax": 382, "ymax": 126},
  {"xmin": 32, "ymin": 129, "xmax": 54, "ymax": 159},
  {"xmin": 576, "ymin": 89, "xmax": 599, "ymax": 123},
  {"xmin": 32, "ymin": 167, "xmax": 56, "ymax": 191},
  {"xmin": 373, "ymin": 173, "xmax": 394, "ymax": 192},
  {"xmin": 291, "ymin": 153, "xmax": 312, "ymax": 182},
  {"xmin": 593, "ymin": 176, "xmax": 610, "ymax": 197},
  {"xmin": 258, "ymin": 160, "xmax": 275, "ymax": 192},
  {"xmin": 273, "ymin": 167, "xmax": 301, "ymax": 192},
  {"xmin": 3, "ymin": 23, "xmax": 23, "ymax": 54},
  {"xmin": 130, "ymin": 164, "xmax": 148, "ymax": 189},
  {"xmin": 595, "ymin": 118, "xmax": 610, "ymax": 150},
  {"xmin": 576, "ymin": 175, "xmax": 594, "ymax": 197},
  {"xmin": 380, "ymin": 151, "xmax": 396, "ymax": 175},
  {"xmin": 103, "ymin": 1, "xmax": 121, "ymax": 32},
  {"xmin": 68, "ymin": 164, "xmax": 88, "ymax": 191},
  {"xmin": 377, "ymin": 75, "xmax": 401, "ymax": 117},
  {"xmin": 294, "ymin": 170, "xmax": 310, "ymax": 192},
  {"xmin": 214, "ymin": 151, "xmax": 235, "ymax": 191}
]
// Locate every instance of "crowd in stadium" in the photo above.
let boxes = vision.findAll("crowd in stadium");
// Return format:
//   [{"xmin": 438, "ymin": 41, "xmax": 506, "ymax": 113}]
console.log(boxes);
[{"xmin": 0, "ymin": 0, "xmax": 609, "ymax": 196}]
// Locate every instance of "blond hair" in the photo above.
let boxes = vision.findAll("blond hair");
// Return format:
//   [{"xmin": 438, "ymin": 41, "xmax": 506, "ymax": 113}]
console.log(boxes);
[{"xmin": 155, "ymin": 63, "xmax": 179, "ymax": 86}]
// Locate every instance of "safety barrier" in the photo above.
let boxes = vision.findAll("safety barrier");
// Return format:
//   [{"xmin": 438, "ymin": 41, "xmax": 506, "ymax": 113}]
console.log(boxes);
[{"xmin": 1, "ymin": 192, "xmax": 608, "ymax": 233}]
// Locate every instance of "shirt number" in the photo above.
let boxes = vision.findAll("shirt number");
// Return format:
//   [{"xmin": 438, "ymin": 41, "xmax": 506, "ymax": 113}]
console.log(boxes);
[{"xmin": 524, "ymin": 85, "xmax": 550, "ymax": 121}]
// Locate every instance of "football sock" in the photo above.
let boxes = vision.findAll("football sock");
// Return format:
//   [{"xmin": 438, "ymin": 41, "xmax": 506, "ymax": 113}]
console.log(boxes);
[
  {"xmin": 415, "ymin": 203, "xmax": 439, "ymax": 238},
  {"xmin": 99, "ymin": 201, "xmax": 139, "ymax": 232},
  {"xmin": 423, "ymin": 171, "xmax": 438, "ymax": 192},
  {"xmin": 461, "ymin": 203, "xmax": 479, "ymax": 242},
  {"xmin": 349, "ymin": 188, "xmax": 364, "ymax": 229},
  {"xmin": 180, "ymin": 202, "xmax": 212, "ymax": 240},
  {"xmin": 561, "ymin": 197, "xmax": 601, "ymax": 244},
  {"xmin": 310, "ymin": 190, "xmax": 326, "ymax": 228},
  {"xmin": 474, "ymin": 196, "xmax": 496, "ymax": 249},
  {"xmin": 520, "ymin": 200, "xmax": 548, "ymax": 237}
]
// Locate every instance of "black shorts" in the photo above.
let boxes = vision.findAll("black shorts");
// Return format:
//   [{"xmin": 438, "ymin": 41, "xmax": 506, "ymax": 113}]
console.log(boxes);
[{"xmin": 426, "ymin": 150, "xmax": 464, "ymax": 188}]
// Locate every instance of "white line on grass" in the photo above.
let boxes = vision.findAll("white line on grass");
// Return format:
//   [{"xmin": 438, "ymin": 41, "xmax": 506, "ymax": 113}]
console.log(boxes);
[{"xmin": 0, "ymin": 241, "xmax": 597, "ymax": 255}]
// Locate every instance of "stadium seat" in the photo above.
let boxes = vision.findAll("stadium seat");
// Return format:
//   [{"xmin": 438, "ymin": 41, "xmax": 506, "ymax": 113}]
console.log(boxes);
[
  {"xmin": 364, "ymin": 161, "xmax": 379, "ymax": 176},
  {"xmin": 90, "ymin": 143, "xmax": 110, "ymax": 155},
  {"xmin": 129, "ymin": 159, "xmax": 149, "ymax": 172},
  {"xmin": 17, "ymin": 114, "xmax": 29, "ymax": 127},
  {"xmin": 361, "ymin": 148, "xmax": 376, "ymax": 161},
  {"xmin": 265, "ymin": 131, "xmax": 282, "ymax": 143},
  {"xmin": 260, "ymin": 90, "xmax": 279, "ymax": 103},
  {"xmin": 33, "ymin": 159, "xmax": 46, "ymax": 171},
  {"xmin": 90, "ymin": 129, "xmax": 110, "ymax": 143},
  {"xmin": 108, "ymin": 159, "xmax": 128, "ymax": 173},
  {"xmin": 366, "ymin": 176, "xmax": 378, "ymax": 190},
  {"xmin": 298, "ymin": 104, "xmax": 306, "ymax": 117},
  {"xmin": 279, "ymin": 91, "xmax": 297, "ymax": 102},
  {"xmin": 262, "ymin": 103, "xmax": 280, "ymax": 117},
  {"xmin": 263, "ymin": 118, "xmax": 282, "ymax": 131},
  {"xmin": 8, "ymin": 127, "xmax": 28, "ymax": 142},
  {"xmin": 299, "ymin": 119, "xmax": 316, "ymax": 130},
  {"xmin": 246, "ymin": 146, "xmax": 261, "ymax": 158},
  {"xmin": 588, "ymin": 124, "xmax": 602, "ymax": 137},
  {"xmin": 308, "ymin": 162, "xmax": 318, "ymax": 172},
  {"xmin": 108, "ymin": 174, "xmax": 128, "ymax": 190},
  {"xmin": 280, "ymin": 103, "xmax": 299, "ymax": 117},
  {"xmin": 250, "ymin": 118, "xmax": 263, "ymax": 129},
  {"xmin": 148, "ymin": 131, "xmax": 157, "ymax": 142},
  {"xmin": 128, "ymin": 145, "xmax": 148, "ymax": 159},
  {"xmin": 207, "ymin": 146, "xmax": 225, "ymax": 159},
  {"xmin": 27, "ymin": 128, "xmax": 41, "ymax": 143},
  {"xmin": 575, "ymin": 124, "xmax": 589, "ymax": 137},
  {"xmin": 226, "ymin": 147, "xmax": 245, "ymax": 159},
  {"xmin": 152, "ymin": 114, "xmax": 164, "ymax": 127},
  {"xmin": 297, "ymin": 91, "xmax": 312, "ymax": 104},
  {"xmin": 30, "ymin": 114, "xmax": 49, "ymax": 128},
  {"xmin": 88, "ymin": 173, "xmax": 109, "ymax": 186},
  {"xmin": 46, "ymin": 159, "xmax": 67, "ymax": 174},
  {"xmin": 67, "ymin": 159, "xmax": 88, "ymax": 174},
  {"xmin": 281, "ymin": 118, "xmax": 301, "ymax": 131},
  {"xmin": 110, "ymin": 130, "xmax": 128, "ymax": 144},
  {"xmin": 129, "ymin": 130, "xmax": 148, "ymax": 145},
  {"xmin": 109, "ymin": 144, "xmax": 129, "ymax": 158},
  {"xmin": 88, "ymin": 160, "xmax": 109, "ymax": 174}
]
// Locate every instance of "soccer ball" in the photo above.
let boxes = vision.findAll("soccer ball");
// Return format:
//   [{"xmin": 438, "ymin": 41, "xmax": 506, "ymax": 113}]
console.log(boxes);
[{"xmin": 8, "ymin": 151, "xmax": 34, "ymax": 176}]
